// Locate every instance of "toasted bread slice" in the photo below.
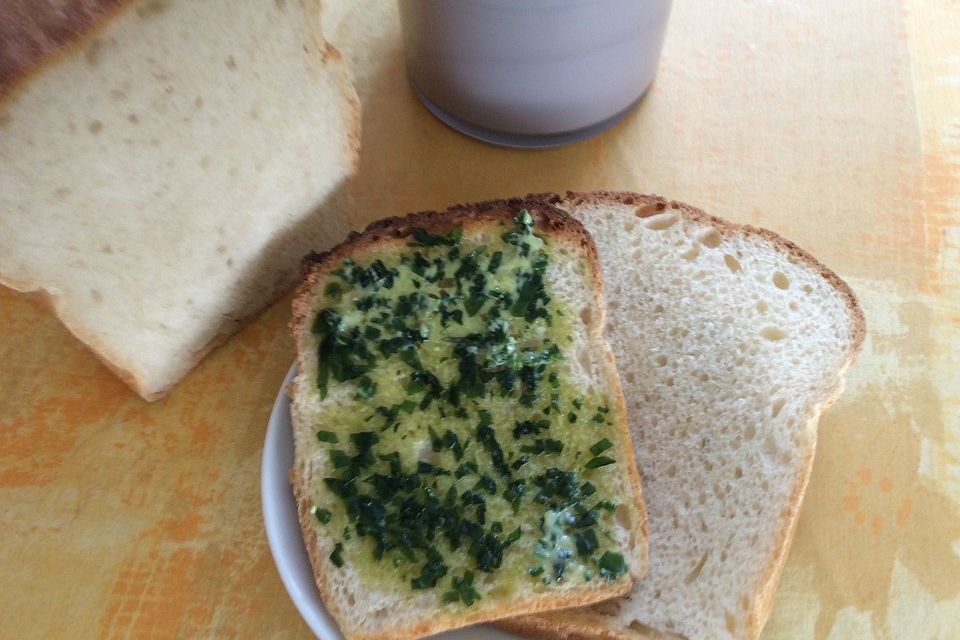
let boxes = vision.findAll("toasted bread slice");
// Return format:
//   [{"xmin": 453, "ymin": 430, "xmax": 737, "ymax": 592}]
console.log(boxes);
[
  {"xmin": 290, "ymin": 198, "xmax": 648, "ymax": 640},
  {"xmin": 502, "ymin": 192, "xmax": 864, "ymax": 640}
]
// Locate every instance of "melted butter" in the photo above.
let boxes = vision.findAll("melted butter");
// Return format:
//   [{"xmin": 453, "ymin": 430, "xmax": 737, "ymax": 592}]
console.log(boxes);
[{"xmin": 307, "ymin": 217, "xmax": 627, "ymax": 602}]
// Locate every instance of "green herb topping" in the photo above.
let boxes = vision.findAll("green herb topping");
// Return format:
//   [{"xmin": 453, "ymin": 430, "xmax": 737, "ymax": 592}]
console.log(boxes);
[{"xmin": 306, "ymin": 210, "xmax": 631, "ymax": 604}]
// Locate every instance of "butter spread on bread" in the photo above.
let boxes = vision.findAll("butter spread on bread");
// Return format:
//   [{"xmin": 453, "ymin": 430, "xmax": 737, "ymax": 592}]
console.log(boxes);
[{"xmin": 290, "ymin": 199, "xmax": 647, "ymax": 640}]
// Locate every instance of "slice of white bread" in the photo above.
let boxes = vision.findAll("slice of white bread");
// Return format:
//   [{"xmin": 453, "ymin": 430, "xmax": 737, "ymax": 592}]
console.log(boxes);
[
  {"xmin": 502, "ymin": 192, "xmax": 865, "ymax": 640},
  {"xmin": 0, "ymin": 0, "xmax": 359, "ymax": 400},
  {"xmin": 289, "ymin": 198, "xmax": 649, "ymax": 640}
]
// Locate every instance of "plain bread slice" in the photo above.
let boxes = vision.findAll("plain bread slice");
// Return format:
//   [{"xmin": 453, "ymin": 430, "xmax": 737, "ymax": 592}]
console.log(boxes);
[
  {"xmin": 0, "ymin": 0, "xmax": 360, "ymax": 400},
  {"xmin": 502, "ymin": 191, "xmax": 864, "ymax": 640}
]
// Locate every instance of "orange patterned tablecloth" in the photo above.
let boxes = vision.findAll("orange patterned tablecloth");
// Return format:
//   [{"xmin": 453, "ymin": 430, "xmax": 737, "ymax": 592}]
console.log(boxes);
[{"xmin": 2, "ymin": 0, "xmax": 957, "ymax": 638}]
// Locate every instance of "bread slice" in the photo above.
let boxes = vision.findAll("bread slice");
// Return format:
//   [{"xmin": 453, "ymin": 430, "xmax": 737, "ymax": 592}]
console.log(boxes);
[
  {"xmin": 0, "ymin": 0, "xmax": 359, "ymax": 400},
  {"xmin": 289, "ymin": 198, "xmax": 648, "ymax": 640},
  {"xmin": 502, "ymin": 192, "xmax": 865, "ymax": 640}
]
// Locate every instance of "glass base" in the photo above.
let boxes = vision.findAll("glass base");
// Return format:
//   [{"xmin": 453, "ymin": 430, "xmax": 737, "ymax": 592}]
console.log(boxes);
[{"xmin": 411, "ymin": 84, "xmax": 645, "ymax": 149}]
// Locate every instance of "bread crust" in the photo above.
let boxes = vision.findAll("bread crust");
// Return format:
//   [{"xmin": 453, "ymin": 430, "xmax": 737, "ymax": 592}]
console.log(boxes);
[
  {"xmin": 291, "ymin": 197, "xmax": 601, "ymax": 341},
  {"xmin": 289, "ymin": 197, "xmax": 648, "ymax": 640},
  {"xmin": 499, "ymin": 612, "xmax": 657, "ymax": 640},
  {"xmin": 505, "ymin": 191, "xmax": 865, "ymax": 640},
  {"xmin": 0, "ymin": 0, "xmax": 132, "ymax": 101}
]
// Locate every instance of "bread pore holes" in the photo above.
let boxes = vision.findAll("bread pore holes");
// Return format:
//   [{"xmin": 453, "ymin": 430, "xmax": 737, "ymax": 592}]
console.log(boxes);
[
  {"xmin": 761, "ymin": 326, "xmax": 788, "ymax": 341},
  {"xmin": 644, "ymin": 212, "xmax": 679, "ymax": 231},
  {"xmin": 756, "ymin": 300, "xmax": 768, "ymax": 313},
  {"xmin": 771, "ymin": 398, "xmax": 786, "ymax": 417},
  {"xmin": 684, "ymin": 550, "xmax": 710, "ymax": 584},
  {"xmin": 699, "ymin": 228, "xmax": 722, "ymax": 248},
  {"xmin": 635, "ymin": 203, "xmax": 662, "ymax": 218},
  {"xmin": 723, "ymin": 254, "xmax": 742, "ymax": 273},
  {"xmin": 655, "ymin": 354, "xmax": 668, "ymax": 366},
  {"xmin": 579, "ymin": 306, "xmax": 592, "ymax": 327},
  {"xmin": 681, "ymin": 243, "xmax": 700, "ymax": 261},
  {"xmin": 744, "ymin": 424, "xmax": 756, "ymax": 440},
  {"xmin": 726, "ymin": 612, "xmax": 738, "ymax": 634},
  {"xmin": 772, "ymin": 271, "xmax": 790, "ymax": 289},
  {"xmin": 712, "ymin": 482, "xmax": 725, "ymax": 499},
  {"xmin": 629, "ymin": 620, "xmax": 663, "ymax": 634}
]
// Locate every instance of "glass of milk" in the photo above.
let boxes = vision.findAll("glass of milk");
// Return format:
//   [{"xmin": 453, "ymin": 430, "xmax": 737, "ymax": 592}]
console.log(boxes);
[{"xmin": 398, "ymin": 0, "xmax": 672, "ymax": 148}]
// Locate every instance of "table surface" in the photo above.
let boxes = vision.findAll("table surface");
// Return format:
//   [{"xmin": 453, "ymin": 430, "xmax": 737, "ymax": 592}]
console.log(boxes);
[{"xmin": 2, "ymin": 1, "xmax": 957, "ymax": 638}]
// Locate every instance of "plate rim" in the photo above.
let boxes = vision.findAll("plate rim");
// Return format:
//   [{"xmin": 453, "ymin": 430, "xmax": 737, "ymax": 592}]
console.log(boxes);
[
  {"xmin": 261, "ymin": 363, "xmax": 518, "ymax": 640},
  {"xmin": 261, "ymin": 363, "xmax": 343, "ymax": 640}
]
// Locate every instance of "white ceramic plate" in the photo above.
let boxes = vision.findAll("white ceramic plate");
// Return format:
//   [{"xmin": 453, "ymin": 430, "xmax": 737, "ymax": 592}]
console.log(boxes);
[{"xmin": 261, "ymin": 364, "xmax": 519, "ymax": 640}]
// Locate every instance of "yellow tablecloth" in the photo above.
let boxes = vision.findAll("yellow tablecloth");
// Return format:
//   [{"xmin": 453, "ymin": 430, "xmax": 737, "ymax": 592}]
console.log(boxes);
[{"xmin": 1, "ymin": 0, "xmax": 957, "ymax": 638}]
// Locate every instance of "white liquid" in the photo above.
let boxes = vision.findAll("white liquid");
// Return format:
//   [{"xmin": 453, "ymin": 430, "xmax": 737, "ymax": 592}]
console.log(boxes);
[{"xmin": 399, "ymin": 0, "xmax": 672, "ymax": 137}]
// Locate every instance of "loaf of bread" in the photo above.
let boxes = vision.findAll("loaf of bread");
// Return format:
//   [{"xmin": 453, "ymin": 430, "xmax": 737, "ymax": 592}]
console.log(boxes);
[
  {"xmin": 0, "ymin": 0, "xmax": 359, "ymax": 400},
  {"xmin": 502, "ymin": 192, "xmax": 865, "ymax": 640},
  {"xmin": 290, "ymin": 198, "xmax": 648, "ymax": 640}
]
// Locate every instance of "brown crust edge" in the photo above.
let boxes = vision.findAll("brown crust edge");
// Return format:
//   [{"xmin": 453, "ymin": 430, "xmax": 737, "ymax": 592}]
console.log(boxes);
[
  {"xmin": 0, "ymin": 0, "xmax": 134, "ymax": 105},
  {"xmin": 288, "ymin": 196, "xmax": 649, "ymax": 640},
  {"xmin": 290, "ymin": 196, "xmax": 596, "ymax": 340},
  {"xmin": 503, "ymin": 190, "xmax": 866, "ymax": 640},
  {"xmin": 498, "ymin": 612, "xmax": 649, "ymax": 640}
]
